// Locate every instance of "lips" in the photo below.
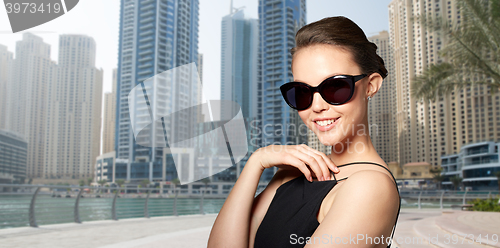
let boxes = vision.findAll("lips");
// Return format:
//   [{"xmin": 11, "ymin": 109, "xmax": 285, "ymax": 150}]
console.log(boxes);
[{"xmin": 313, "ymin": 117, "xmax": 340, "ymax": 131}]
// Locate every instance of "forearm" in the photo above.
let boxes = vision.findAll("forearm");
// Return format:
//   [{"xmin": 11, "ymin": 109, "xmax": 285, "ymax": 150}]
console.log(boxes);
[{"xmin": 208, "ymin": 154, "xmax": 264, "ymax": 247}]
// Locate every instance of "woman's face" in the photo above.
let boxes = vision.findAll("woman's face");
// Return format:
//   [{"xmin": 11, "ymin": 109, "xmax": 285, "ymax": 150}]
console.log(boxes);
[{"xmin": 292, "ymin": 44, "xmax": 370, "ymax": 146}]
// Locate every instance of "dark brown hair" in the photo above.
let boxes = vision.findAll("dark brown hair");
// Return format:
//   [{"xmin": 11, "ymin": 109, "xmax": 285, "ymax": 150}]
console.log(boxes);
[{"xmin": 291, "ymin": 16, "xmax": 388, "ymax": 79}]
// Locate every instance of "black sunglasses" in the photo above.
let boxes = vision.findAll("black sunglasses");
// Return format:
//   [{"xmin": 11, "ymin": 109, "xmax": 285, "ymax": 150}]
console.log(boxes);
[{"xmin": 280, "ymin": 74, "xmax": 367, "ymax": 110}]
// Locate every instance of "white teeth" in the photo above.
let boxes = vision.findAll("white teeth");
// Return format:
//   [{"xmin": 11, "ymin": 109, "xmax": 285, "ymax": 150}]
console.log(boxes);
[{"xmin": 315, "ymin": 118, "xmax": 339, "ymax": 127}]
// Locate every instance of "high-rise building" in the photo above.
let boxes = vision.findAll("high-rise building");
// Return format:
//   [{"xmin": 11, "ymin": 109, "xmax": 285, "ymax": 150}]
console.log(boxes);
[
  {"xmin": 367, "ymin": 31, "xmax": 398, "ymax": 164},
  {"xmin": 0, "ymin": 129, "xmax": 27, "ymax": 184},
  {"xmin": 44, "ymin": 35, "xmax": 103, "ymax": 179},
  {"xmin": 258, "ymin": 0, "xmax": 307, "ymax": 180},
  {"xmin": 220, "ymin": 8, "xmax": 258, "ymax": 120},
  {"xmin": 6, "ymin": 33, "xmax": 55, "ymax": 179},
  {"xmin": 219, "ymin": 6, "xmax": 259, "ymax": 181},
  {"xmin": 103, "ymin": 68, "xmax": 117, "ymax": 154},
  {"xmin": 115, "ymin": 0, "xmax": 199, "ymax": 182},
  {"xmin": 388, "ymin": 0, "xmax": 500, "ymax": 168},
  {"xmin": 0, "ymin": 45, "xmax": 13, "ymax": 130}
]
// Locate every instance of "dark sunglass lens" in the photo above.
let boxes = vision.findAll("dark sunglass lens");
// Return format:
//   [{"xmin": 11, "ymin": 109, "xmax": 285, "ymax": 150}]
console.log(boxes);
[
  {"xmin": 285, "ymin": 84, "xmax": 311, "ymax": 110},
  {"xmin": 322, "ymin": 78, "xmax": 352, "ymax": 104}
]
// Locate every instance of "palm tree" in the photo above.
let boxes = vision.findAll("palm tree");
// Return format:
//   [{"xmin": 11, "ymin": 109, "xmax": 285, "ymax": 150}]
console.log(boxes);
[
  {"xmin": 450, "ymin": 176, "xmax": 463, "ymax": 191},
  {"xmin": 171, "ymin": 178, "xmax": 180, "ymax": 194},
  {"xmin": 200, "ymin": 177, "xmax": 211, "ymax": 194},
  {"xmin": 411, "ymin": 0, "xmax": 500, "ymax": 101},
  {"xmin": 115, "ymin": 179, "xmax": 125, "ymax": 188},
  {"xmin": 140, "ymin": 179, "xmax": 150, "ymax": 188},
  {"xmin": 78, "ymin": 179, "xmax": 85, "ymax": 187},
  {"xmin": 430, "ymin": 167, "xmax": 445, "ymax": 190},
  {"xmin": 97, "ymin": 179, "xmax": 107, "ymax": 194}
]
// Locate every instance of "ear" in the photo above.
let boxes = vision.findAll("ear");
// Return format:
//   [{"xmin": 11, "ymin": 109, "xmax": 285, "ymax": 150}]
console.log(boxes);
[{"xmin": 366, "ymin": 73, "xmax": 383, "ymax": 98}]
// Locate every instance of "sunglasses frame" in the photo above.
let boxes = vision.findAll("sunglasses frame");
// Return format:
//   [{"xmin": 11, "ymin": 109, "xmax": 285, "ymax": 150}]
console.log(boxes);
[{"xmin": 280, "ymin": 74, "xmax": 368, "ymax": 110}]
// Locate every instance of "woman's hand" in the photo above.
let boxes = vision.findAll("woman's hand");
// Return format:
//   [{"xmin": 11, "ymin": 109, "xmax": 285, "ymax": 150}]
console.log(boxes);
[
  {"xmin": 253, "ymin": 144, "xmax": 339, "ymax": 182},
  {"xmin": 208, "ymin": 144, "xmax": 339, "ymax": 247}
]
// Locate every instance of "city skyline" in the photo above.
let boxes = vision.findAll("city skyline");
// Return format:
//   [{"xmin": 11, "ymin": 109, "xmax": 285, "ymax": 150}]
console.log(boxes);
[
  {"xmin": 0, "ymin": 0, "xmax": 393, "ymax": 100},
  {"xmin": 0, "ymin": 0, "xmax": 498, "ymax": 189},
  {"xmin": 1, "ymin": 33, "xmax": 103, "ymax": 181}
]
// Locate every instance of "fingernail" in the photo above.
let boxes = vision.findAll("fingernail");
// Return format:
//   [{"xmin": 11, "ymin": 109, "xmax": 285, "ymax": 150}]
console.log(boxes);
[
  {"xmin": 309, "ymin": 177, "xmax": 313, "ymax": 182},
  {"xmin": 320, "ymin": 176, "xmax": 324, "ymax": 181},
  {"xmin": 335, "ymin": 167, "xmax": 340, "ymax": 172},
  {"xmin": 326, "ymin": 176, "xmax": 330, "ymax": 180}
]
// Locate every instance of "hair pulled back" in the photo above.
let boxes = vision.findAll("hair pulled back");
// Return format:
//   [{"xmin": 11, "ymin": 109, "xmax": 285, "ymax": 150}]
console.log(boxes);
[{"xmin": 291, "ymin": 16, "xmax": 388, "ymax": 79}]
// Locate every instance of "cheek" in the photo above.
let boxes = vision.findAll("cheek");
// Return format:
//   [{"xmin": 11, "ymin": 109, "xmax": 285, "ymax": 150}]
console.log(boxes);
[
  {"xmin": 336, "ymin": 105, "xmax": 358, "ymax": 124},
  {"xmin": 298, "ymin": 111, "xmax": 309, "ymax": 124},
  {"xmin": 298, "ymin": 110, "xmax": 316, "ymax": 131}
]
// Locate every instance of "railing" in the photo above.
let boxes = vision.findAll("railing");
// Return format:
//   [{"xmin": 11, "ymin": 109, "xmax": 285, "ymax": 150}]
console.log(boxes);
[
  {"xmin": 0, "ymin": 183, "xmax": 231, "ymax": 229},
  {"xmin": 1, "ymin": 184, "xmax": 499, "ymax": 229},
  {"xmin": 466, "ymin": 148, "xmax": 489, "ymax": 156},
  {"xmin": 399, "ymin": 189, "xmax": 500, "ymax": 209}
]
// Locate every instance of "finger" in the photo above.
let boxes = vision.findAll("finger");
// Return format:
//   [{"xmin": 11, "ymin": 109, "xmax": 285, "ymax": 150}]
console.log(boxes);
[
  {"xmin": 300, "ymin": 148, "xmax": 330, "ymax": 180},
  {"xmin": 283, "ymin": 154, "xmax": 313, "ymax": 181},
  {"xmin": 298, "ymin": 144, "xmax": 333, "ymax": 180},
  {"xmin": 295, "ymin": 146, "xmax": 326, "ymax": 181},
  {"xmin": 307, "ymin": 148, "xmax": 339, "ymax": 174}
]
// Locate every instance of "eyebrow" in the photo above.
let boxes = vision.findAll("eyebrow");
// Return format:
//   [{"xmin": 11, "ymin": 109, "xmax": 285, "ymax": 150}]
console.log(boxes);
[
  {"xmin": 324, "ymin": 73, "xmax": 350, "ymax": 79},
  {"xmin": 292, "ymin": 73, "xmax": 349, "ymax": 84}
]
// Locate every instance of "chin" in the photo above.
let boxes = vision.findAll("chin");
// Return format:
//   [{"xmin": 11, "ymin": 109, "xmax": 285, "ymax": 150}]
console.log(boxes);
[{"xmin": 316, "ymin": 133, "xmax": 338, "ymax": 146}]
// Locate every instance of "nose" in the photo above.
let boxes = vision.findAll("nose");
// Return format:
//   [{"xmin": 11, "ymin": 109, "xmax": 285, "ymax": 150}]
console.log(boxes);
[{"xmin": 310, "ymin": 92, "xmax": 329, "ymax": 113}]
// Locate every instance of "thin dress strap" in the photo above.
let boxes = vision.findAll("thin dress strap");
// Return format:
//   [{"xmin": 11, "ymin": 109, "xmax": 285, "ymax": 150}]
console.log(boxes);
[{"xmin": 334, "ymin": 162, "xmax": 401, "ymax": 248}]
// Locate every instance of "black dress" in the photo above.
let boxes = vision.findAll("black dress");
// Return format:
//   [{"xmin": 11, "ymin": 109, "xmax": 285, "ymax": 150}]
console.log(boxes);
[{"xmin": 254, "ymin": 162, "xmax": 401, "ymax": 248}]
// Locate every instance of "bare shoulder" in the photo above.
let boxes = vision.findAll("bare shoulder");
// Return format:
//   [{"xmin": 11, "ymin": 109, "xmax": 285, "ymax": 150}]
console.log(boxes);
[
  {"xmin": 336, "ymin": 170, "xmax": 399, "ymax": 205},
  {"xmin": 327, "ymin": 169, "xmax": 400, "ymax": 222},
  {"xmin": 347, "ymin": 169, "xmax": 397, "ymax": 190},
  {"xmin": 310, "ymin": 170, "xmax": 400, "ymax": 244}
]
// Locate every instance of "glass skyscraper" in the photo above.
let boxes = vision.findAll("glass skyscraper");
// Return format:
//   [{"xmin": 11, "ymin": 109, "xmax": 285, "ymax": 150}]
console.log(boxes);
[
  {"xmin": 258, "ymin": 0, "xmax": 307, "ymax": 180},
  {"xmin": 115, "ymin": 0, "xmax": 199, "ymax": 182},
  {"xmin": 220, "ymin": 9, "xmax": 258, "ymax": 121},
  {"xmin": 220, "ymin": 7, "xmax": 259, "ymax": 181}
]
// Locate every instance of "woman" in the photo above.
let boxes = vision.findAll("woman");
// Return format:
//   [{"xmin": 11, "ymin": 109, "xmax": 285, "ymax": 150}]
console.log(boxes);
[{"xmin": 208, "ymin": 16, "xmax": 401, "ymax": 248}]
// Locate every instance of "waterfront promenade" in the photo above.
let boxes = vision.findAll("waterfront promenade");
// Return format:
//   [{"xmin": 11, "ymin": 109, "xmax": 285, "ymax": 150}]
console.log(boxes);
[{"xmin": 0, "ymin": 209, "xmax": 499, "ymax": 248}]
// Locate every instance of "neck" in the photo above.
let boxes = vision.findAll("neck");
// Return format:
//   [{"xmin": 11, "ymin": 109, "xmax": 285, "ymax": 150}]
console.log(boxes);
[{"xmin": 327, "ymin": 131, "xmax": 381, "ymax": 167}]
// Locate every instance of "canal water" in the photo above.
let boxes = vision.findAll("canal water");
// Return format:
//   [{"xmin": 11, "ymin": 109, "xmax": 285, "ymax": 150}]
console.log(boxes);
[
  {"xmin": 0, "ymin": 194, "xmax": 225, "ymax": 229},
  {"xmin": 0, "ymin": 194, "xmax": 468, "ymax": 229}
]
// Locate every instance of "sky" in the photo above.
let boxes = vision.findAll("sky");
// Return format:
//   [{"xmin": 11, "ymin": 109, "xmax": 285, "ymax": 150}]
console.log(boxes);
[{"xmin": 0, "ymin": 0, "xmax": 393, "ymax": 101}]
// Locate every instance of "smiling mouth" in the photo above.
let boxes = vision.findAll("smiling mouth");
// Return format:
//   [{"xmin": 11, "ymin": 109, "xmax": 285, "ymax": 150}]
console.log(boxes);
[{"xmin": 314, "ymin": 117, "xmax": 340, "ymax": 127}]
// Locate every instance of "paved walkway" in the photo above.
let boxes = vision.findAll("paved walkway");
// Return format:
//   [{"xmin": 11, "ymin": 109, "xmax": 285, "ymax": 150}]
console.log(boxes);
[
  {"xmin": 392, "ymin": 209, "xmax": 500, "ymax": 248},
  {"xmin": 0, "ymin": 214, "xmax": 217, "ymax": 248},
  {"xmin": 0, "ymin": 209, "xmax": 499, "ymax": 248}
]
